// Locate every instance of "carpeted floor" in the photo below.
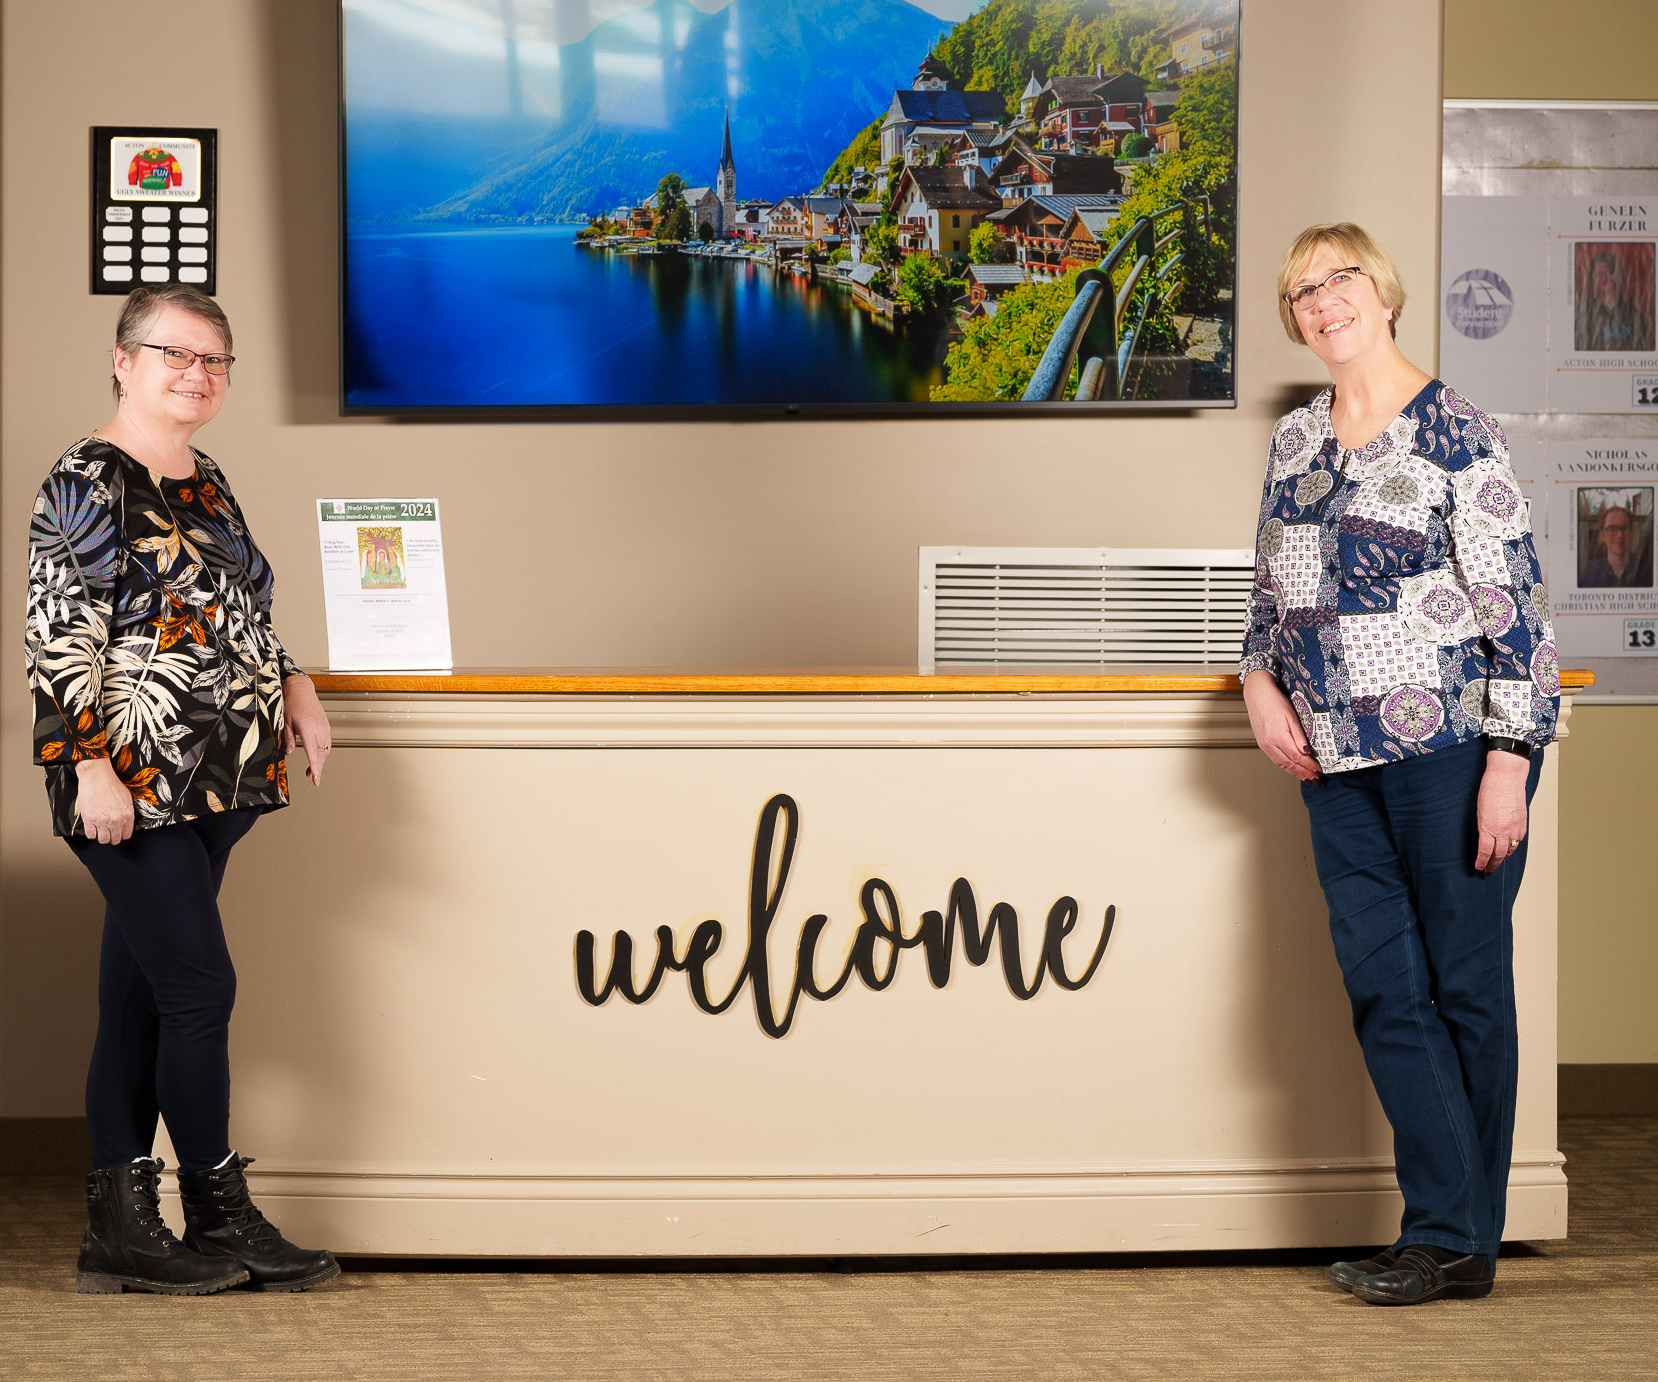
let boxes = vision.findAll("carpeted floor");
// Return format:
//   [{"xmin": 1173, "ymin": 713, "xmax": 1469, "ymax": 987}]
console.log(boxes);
[{"xmin": 2, "ymin": 1117, "xmax": 1654, "ymax": 1381}]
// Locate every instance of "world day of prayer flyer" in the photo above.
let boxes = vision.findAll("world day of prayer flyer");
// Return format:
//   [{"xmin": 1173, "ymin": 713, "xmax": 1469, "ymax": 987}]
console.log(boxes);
[{"xmin": 316, "ymin": 499, "xmax": 453, "ymax": 670}]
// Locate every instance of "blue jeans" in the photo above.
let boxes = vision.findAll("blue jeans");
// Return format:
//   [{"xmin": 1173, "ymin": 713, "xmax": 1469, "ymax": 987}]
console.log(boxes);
[{"xmin": 1301, "ymin": 740, "xmax": 1542, "ymax": 1262}]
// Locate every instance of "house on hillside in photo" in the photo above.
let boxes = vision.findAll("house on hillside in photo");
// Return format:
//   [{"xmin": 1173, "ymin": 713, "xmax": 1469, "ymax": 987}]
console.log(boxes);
[
  {"xmin": 1031, "ymin": 70, "xmax": 1149, "ymax": 151},
  {"xmin": 730, "ymin": 200, "xmax": 768, "ymax": 240},
  {"xmin": 948, "ymin": 128, "xmax": 1014, "ymax": 179},
  {"xmin": 765, "ymin": 195, "xmax": 809, "ymax": 243},
  {"xmin": 890, "ymin": 165, "xmax": 1002, "ymax": 261},
  {"xmin": 879, "ymin": 55, "xmax": 1007, "ymax": 170},
  {"xmin": 989, "ymin": 192, "xmax": 1126, "ymax": 276},
  {"xmin": 989, "ymin": 142, "xmax": 1122, "ymax": 206},
  {"xmin": 1059, "ymin": 205, "xmax": 1130, "ymax": 267},
  {"xmin": 801, "ymin": 196, "xmax": 850, "ymax": 245},
  {"xmin": 844, "ymin": 202, "xmax": 881, "ymax": 264},
  {"xmin": 1157, "ymin": 0, "xmax": 1239, "ymax": 80},
  {"xmin": 1143, "ymin": 89, "xmax": 1184, "ymax": 152},
  {"xmin": 964, "ymin": 262, "xmax": 1033, "ymax": 319}
]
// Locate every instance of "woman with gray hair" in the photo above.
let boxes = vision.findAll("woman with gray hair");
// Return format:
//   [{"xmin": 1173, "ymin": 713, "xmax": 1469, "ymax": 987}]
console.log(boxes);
[
  {"xmin": 1240, "ymin": 224, "xmax": 1558, "ymax": 1305},
  {"xmin": 25, "ymin": 284, "xmax": 338, "ymax": 1294}
]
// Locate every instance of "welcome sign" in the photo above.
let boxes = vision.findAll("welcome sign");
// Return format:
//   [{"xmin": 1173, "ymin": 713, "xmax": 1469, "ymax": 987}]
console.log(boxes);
[{"xmin": 577, "ymin": 793, "xmax": 1116, "ymax": 1037}]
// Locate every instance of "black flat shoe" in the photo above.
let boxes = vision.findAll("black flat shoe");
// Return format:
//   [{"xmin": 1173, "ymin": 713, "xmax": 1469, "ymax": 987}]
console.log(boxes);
[
  {"xmin": 1351, "ymin": 1246, "xmax": 1494, "ymax": 1305},
  {"xmin": 1327, "ymin": 1248, "xmax": 1396, "ymax": 1292}
]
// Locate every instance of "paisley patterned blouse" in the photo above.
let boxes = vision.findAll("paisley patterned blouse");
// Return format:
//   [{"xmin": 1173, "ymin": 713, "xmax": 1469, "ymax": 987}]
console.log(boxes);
[
  {"xmin": 25, "ymin": 438, "xmax": 301, "ymax": 837},
  {"xmin": 1238, "ymin": 381, "xmax": 1559, "ymax": 774}
]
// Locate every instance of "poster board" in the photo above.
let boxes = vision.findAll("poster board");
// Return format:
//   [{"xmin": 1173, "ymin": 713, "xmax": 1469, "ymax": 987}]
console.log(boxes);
[{"xmin": 1442, "ymin": 101, "xmax": 1658, "ymax": 697}]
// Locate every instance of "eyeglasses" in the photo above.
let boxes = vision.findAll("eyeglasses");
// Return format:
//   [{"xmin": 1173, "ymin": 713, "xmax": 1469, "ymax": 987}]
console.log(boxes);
[
  {"xmin": 1283, "ymin": 267, "xmax": 1365, "ymax": 312},
  {"xmin": 1602, "ymin": 522, "xmax": 1631, "ymax": 534},
  {"xmin": 139, "ymin": 343, "xmax": 235, "ymax": 375}
]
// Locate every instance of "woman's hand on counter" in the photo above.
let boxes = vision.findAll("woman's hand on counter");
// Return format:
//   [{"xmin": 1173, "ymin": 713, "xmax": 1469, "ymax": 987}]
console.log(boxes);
[
  {"xmin": 75, "ymin": 757, "xmax": 135, "ymax": 845},
  {"xmin": 283, "ymin": 675, "xmax": 333, "ymax": 786},
  {"xmin": 1242, "ymin": 670, "xmax": 1322, "ymax": 783},
  {"xmin": 1475, "ymin": 750, "xmax": 1530, "ymax": 874}
]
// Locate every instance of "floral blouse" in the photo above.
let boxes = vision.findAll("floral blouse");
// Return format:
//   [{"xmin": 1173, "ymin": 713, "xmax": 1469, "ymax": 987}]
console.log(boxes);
[
  {"xmin": 25, "ymin": 438, "xmax": 301, "ymax": 837},
  {"xmin": 1238, "ymin": 381, "xmax": 1559, "ymax": 774}
]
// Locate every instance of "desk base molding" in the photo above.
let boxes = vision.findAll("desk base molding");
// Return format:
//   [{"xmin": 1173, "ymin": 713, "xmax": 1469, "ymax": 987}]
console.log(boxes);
[
  {"xmin": 168, "ymin": 1155, "xmax": 1567, "ymax": 1258},
  {"xmin": 189, "ymin": 677, "xmax": 1574, "ymax": 1258}
]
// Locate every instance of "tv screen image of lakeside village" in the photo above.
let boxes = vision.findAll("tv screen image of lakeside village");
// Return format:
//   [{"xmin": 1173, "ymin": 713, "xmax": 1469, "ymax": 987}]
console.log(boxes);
[{"xmin": 343, "ymin": 0, "xmax": 1238, "ymax": 411}]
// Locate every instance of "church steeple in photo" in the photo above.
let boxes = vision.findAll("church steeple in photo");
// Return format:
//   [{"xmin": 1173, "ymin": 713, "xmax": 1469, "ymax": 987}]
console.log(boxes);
[{"xmin": 716, "ymin": 105, "xmax": 736, "ymax": 238}]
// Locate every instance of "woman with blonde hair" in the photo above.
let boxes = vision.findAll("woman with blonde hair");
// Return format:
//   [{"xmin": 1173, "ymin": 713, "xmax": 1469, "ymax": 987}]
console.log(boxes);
[{"xmin": 1240, "ymin": 224, "xmax": 1558, "ymax": 1305}]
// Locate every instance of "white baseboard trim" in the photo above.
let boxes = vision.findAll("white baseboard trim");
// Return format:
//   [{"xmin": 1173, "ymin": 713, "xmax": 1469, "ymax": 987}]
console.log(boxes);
[{"xmin": 161, "ymin": 1155, "xmax": 1567, "ymax": 1257}]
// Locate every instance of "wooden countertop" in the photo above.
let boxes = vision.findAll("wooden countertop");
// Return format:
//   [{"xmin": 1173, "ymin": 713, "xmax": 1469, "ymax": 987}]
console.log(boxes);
[{"xmin": 308, "ymin": 667, "xmax": 1597, "ymax": 696}]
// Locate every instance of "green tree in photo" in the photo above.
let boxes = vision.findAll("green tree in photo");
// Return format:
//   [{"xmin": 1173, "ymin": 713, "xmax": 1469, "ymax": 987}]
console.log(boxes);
[
  {"xmin": 654, "ymin": 173, "xmax": 690, "ymax": 241},
  {"xmin": 880, "ymin": 158, "xmax": 906, "ymax": 218},
  {"xmin": 656, "ymin": 172, "xmax": 686, "ymax": 206},
  {"xmin": 1105, "ymin": 75, "xmax": 1238, "ymax": 314},
  {"xmin": 968, "ymin": 223, "xmax": 1014, "ymax": 264},
  {"xmin": 864, "ymin": 223, "xmax": 901, "ymax": 266},
  {"xmin": 822, "ymin": 117, "xmax": 883, "ymax": 191},
  {"xmin": 895, "ymin": 251, "xmax": 954, "ymax": 318},
  {"xmin": 933, "ymin": 0, "xmax": 1188, "ymax": 111},
  {"xmin": 658, "ymin": 204, "xmax": 692, "ymax": 241},
  {"xmin": 1169, "ymin": 65, "xmax": 1237, "ymax": 165},
  {"xmin": 1120, "ymin": 132, "xmax": 1153, "ymax": 158},
  {"xmin": 932, "ymin": 271, "xmax": 1080, "ymax": 400},
  {"xmin": 697, "ymin": 219, "xmax": 716, "ymax": 242}
]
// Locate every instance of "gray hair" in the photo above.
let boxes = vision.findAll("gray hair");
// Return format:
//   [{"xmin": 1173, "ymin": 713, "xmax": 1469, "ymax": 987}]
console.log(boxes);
[{"xmin": 111, "ymin": 284, "xmax": 234, "ymax": 404}]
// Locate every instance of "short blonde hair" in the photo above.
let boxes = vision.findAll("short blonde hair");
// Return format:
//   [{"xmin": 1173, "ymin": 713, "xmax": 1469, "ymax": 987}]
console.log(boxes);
[{"xmin": 1277, "ymin": 223, "xmax": 1405, "ymax": 345}]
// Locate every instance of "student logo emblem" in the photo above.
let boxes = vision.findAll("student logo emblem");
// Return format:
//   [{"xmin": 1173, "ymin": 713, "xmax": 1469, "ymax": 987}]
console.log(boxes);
[{"xmin": 1445, "ymin": 269, "xmax": 1514, "ymax": 340}]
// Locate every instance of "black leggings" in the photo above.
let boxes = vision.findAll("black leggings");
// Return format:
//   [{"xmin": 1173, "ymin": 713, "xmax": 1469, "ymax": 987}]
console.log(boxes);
[{"xmin": 69, "ymin": 810, "xmax": 260, "ymax": 1171}]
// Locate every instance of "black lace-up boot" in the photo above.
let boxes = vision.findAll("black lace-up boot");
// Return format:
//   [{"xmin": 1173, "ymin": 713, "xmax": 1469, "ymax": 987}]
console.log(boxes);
[
  {"xmin": 76, "ymin": 1157, "xmax": 251, "ymax": 1294},
  {"xmin": 177, "ymin": 1155, "xmax": 340, "ymax": 1292}
]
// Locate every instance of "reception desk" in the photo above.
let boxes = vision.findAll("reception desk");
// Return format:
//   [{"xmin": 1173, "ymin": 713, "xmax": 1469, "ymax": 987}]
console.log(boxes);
[{"xmin": 158, "ymin": 668, "xmax": 1590, "ymax": 1257}]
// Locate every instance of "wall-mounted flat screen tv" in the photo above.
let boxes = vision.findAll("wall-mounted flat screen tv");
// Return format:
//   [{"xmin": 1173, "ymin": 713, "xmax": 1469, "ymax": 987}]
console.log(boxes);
[{"xmin": 340, "ymin": 0, "xmax": 1240, "ymax": 416}]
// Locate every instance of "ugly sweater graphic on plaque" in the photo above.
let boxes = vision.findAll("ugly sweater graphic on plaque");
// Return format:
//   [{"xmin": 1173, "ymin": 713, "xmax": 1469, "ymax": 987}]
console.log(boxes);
[{"xmin": 127, "ymin": 147, "xmax": 183, "ymax": 192}]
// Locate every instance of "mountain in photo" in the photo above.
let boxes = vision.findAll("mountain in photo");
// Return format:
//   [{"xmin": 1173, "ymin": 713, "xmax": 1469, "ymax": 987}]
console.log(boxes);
[{"xmin": 351, "ymin": 0, "xmax": 958, "ymax": 224}]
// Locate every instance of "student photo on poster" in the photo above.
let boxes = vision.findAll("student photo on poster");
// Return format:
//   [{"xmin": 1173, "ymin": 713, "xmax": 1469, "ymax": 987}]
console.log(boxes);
[
  {"xmin": 1573, "ymin": 242, "xmax": 1656, "ymax": 352},
  {"xmin": 1577, "ymin": 486, "xmax": 1654, "ymax": 588}
]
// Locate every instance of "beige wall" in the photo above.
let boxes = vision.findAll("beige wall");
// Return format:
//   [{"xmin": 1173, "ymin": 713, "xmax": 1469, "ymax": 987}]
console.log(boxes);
[
  {"xmin": 0, "ymin": 0, "xmax": 1640, "ymax": 1113},
  {"xmin": 1444, "ymin": 0, "xmax": 1658, "ymax": 101},
  {"xmin": 0, "ymin": 0, "xmax": 1447, "ymax": 1114},
  {"xmin": 1557, "ymin": 707, "xmax": 1658, "ymax": 1063},
  {"xmin": 1444, "ymin": 0, "xmax": 1658, "ymax": 1065}
]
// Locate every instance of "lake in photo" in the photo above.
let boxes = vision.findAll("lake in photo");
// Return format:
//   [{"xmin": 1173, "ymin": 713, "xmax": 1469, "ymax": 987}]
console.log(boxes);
[{"xmin": 344, "ymin": 226, "xmax": 951, "ymax": 411}]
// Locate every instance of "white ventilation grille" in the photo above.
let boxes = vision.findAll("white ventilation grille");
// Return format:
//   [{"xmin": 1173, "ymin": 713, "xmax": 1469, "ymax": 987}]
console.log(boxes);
[{"xmin": 920, "ymin": 546, "xmax": 1256, "ymax": 667}]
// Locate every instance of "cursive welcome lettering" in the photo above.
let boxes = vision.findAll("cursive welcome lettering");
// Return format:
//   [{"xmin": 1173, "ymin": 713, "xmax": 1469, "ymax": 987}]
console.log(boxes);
[{"xmin": 573, "ymin": 794, "xmax": 1116, "ymax": 1038}]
